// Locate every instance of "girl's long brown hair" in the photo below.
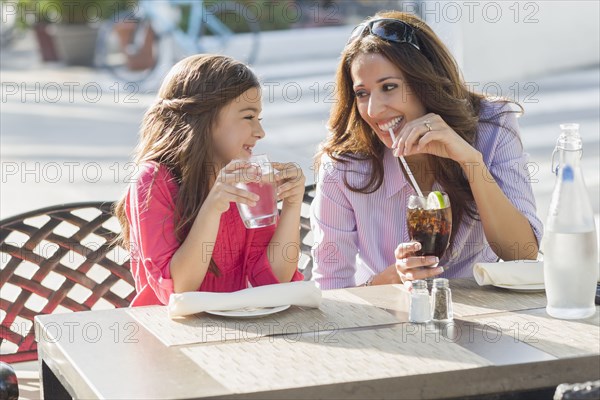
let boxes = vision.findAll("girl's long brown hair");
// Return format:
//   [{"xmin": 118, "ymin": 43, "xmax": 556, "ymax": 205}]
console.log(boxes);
[
  {"xmin": 317, "ymin": 11, "xmax": 521, "ymax": 252},
  {"xmin": 114, "ymin": 55, "xmax": 260, "ymax": 274}
]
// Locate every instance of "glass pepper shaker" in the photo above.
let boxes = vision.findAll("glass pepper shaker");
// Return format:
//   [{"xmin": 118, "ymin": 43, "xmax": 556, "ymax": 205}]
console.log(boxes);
[
  {"xmin": 432, "ymin": 278, "xmax": 453, "ymax": 322},
  {"xmin": 409, "ymin": 280, "xmax": 431, "ymax": 323}
]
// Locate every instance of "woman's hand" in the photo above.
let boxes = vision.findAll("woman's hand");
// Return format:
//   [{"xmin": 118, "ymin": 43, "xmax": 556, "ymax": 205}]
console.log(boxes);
[
  {"xmin": 393, "ymin": 113, "xmax": 481, "ymax": 165},
  {"xmin": 395, "ymin": 242, "xmax": 444, "ymax": 282},
  {"xmin": 203, "ymin": 160, "xmax": 260, "ymax": 214},
  {"xmin": 273, "ymin": 162, "xmax": 305, "ymax": 206},
  {"xmin": 372, "ymin": 263, "xmax": 403, "ymax": 285}
]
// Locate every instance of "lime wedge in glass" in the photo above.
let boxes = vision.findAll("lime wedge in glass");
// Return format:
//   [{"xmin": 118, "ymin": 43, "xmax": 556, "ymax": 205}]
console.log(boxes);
[{"xmin": 426, "ymin": 191, "xmax": 446, "ymax": 209}]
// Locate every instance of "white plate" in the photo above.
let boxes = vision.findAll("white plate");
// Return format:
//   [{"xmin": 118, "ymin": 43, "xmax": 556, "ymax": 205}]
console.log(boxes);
[
  {"xmin": 493, "ymin": 283, "xmax": 545, "ymax": 292},
  {"xmin": 205, "ymin": 305, "xmax": 291, "ymax": 318}
]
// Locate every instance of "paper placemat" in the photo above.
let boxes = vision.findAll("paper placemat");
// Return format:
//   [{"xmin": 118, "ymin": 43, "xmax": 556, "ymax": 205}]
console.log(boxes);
[
  {"xmin": 465, "ymin": 308, "xmax": 600, "ymax": 358},
  {"xmin": 127, "ymin": 289, "xmax": 402, "ymax": 346},
  {"xmin": 181, "ymin": 325, "xmax": 492, "ymax": 394},
  {"xmin": 449, "ymin": 279, "xmax": 547, "ymax": 317}
]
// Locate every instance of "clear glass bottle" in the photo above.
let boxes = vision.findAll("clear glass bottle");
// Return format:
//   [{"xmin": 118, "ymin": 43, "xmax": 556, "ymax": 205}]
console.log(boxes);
[
  {"xmin": 544, "ymin": 123, "xmax": 599, "ymax": 319},
  {"xmin": 431, "ymin": 278, "xmax": 453, "ymax": 321},
  {"xmin": 409, "ymin": 280, "xmax": 431, "ymax": 323}
]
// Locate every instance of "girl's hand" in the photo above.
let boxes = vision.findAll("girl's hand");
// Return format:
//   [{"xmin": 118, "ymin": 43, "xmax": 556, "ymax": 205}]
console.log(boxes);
[
  {"xmin": 203, "ymin": 160, "xmax": 260, "ymax": 214},
  {"xmin": 395, "ymin": 242, "xmax": 444, "ymax": 282},
  {"xmin": 393, "ymin": 113, "xmax": 481, "ymax": 165},
  {"xmin": 273, "ymin": 162, "xmax": 305, "ymax": 206}
]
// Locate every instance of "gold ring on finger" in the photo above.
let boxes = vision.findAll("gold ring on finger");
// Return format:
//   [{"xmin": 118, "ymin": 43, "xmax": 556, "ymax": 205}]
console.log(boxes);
[{"xmin": 424, "ymin": 121, "xmax": 432, "ymax": 132}]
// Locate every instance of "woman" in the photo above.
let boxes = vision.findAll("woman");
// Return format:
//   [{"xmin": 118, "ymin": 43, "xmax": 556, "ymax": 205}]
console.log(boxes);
[
  {"xmin": 310, "ymin": 11, "xmax": 542, "ymax": 289},
  {"xmin": 114, "ymin": 55, "xmax": 305, "ymax": 306}
]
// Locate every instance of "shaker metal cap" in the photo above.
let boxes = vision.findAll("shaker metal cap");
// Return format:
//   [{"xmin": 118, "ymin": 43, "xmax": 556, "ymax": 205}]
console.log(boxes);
[
  {"xmin": 412, "ymin": 280, "xmax": 428, "ymax": 290},
  {"xmin": 433, "ymin": 278, "xmax": 449, "ymax": 288}
]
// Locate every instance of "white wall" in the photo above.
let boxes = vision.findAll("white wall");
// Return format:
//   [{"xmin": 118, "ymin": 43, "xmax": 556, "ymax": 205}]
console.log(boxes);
[{"xmin": 422, "ymin": 1, "xmax": 600, "ymax": 84}]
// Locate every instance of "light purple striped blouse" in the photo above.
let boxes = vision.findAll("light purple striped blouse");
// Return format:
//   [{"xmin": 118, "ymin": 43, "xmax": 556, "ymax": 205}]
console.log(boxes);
[{"xmin": 310, "ymin": 100, "xmax": 543, "ymax": 289}]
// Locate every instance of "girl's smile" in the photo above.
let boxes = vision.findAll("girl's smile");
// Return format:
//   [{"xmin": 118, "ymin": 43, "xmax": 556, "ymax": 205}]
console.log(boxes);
[{"xmin": 213, "ymin": 87, "xmax": 265, "ymax": 164}]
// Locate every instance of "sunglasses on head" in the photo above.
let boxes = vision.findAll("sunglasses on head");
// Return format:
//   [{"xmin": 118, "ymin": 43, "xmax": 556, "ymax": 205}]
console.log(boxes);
[{"xmin": 347, "ymin": 18, "xmax": 421, "ymax": 51}]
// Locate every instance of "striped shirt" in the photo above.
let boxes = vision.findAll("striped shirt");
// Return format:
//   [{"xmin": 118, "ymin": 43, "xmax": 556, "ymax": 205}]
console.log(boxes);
[{"xmin": 310, "ymin": 100, "xmax": 543, "ymax": 289}]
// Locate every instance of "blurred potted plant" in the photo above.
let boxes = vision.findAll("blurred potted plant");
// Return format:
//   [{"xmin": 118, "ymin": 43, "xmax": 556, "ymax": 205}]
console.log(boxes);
[
  {"xmin": 19, "ymin": 0, "xmax": 133, "ymax": 65},
  {"xmin": 110, "ymin": 2, "xmax": 155, "ymax": 71},
  {"xmin": 16, "ymin": 0, "xmax": 58, "ymax": 61},
  {"xmin": 49, "ymin": 0, "xmax": 134, "ymax": 66}
]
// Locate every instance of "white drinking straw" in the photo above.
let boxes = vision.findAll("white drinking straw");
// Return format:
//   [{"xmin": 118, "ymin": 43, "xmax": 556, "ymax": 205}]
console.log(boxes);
[{"xmin": 389, "ymin": 128, "xmax": 424, "ymax": 197}]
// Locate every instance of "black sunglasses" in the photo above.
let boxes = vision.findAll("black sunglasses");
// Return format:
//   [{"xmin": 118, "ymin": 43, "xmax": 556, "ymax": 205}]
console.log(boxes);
[{"xmin": 347, "ymin": 18, "xmax": 421, "ymax": 51}]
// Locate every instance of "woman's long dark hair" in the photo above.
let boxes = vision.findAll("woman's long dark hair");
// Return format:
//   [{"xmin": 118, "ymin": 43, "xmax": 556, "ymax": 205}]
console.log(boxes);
[
  {"xmin": 317, "ymin": 11, "xmax": 520, "ymax": 253},
  {"xmin": 114, "ymin": 55, "xmax": 260, "ymax": 274}
]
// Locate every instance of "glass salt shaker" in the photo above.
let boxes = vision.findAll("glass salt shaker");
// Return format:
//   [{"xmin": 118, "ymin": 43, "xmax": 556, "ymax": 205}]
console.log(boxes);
[
  {"xmin": 409, "ymin": 280, "xmax": 431, "ymax": 323},
  {"xmin": 432, "ymin": 278, "xmax": 453, "ymax": 322}
]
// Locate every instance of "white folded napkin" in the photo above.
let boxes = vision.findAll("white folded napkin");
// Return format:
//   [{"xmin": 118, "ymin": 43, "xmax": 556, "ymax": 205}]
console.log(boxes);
[
  {"xmin": 473, "ymin": 260, "xmax": 544, "ymax": 286},
  {"xmin": 168, "ymin": 281, "xmax": 322, "ymax": 318}
]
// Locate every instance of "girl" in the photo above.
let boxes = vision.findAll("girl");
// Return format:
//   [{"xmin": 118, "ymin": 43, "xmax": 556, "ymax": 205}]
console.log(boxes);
[
  {"xmin": 311, "ymin": 11, "xmax": 543, "ymax": 289},
  {"xmin": 115, "ymin": 55, "xmax": 305, "ymax": 306}
]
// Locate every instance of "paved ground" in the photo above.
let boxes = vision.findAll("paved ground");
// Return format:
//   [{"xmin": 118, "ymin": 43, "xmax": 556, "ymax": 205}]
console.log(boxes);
[{"xmin": 1, "ymin": 26, "xmax": 599, "ymax": 231}]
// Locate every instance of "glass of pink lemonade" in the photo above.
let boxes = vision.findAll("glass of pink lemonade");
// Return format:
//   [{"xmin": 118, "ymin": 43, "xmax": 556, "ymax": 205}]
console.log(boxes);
[{"xmin": 235, "ymin": 154, "xmax": 278, "ymax": 228}]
